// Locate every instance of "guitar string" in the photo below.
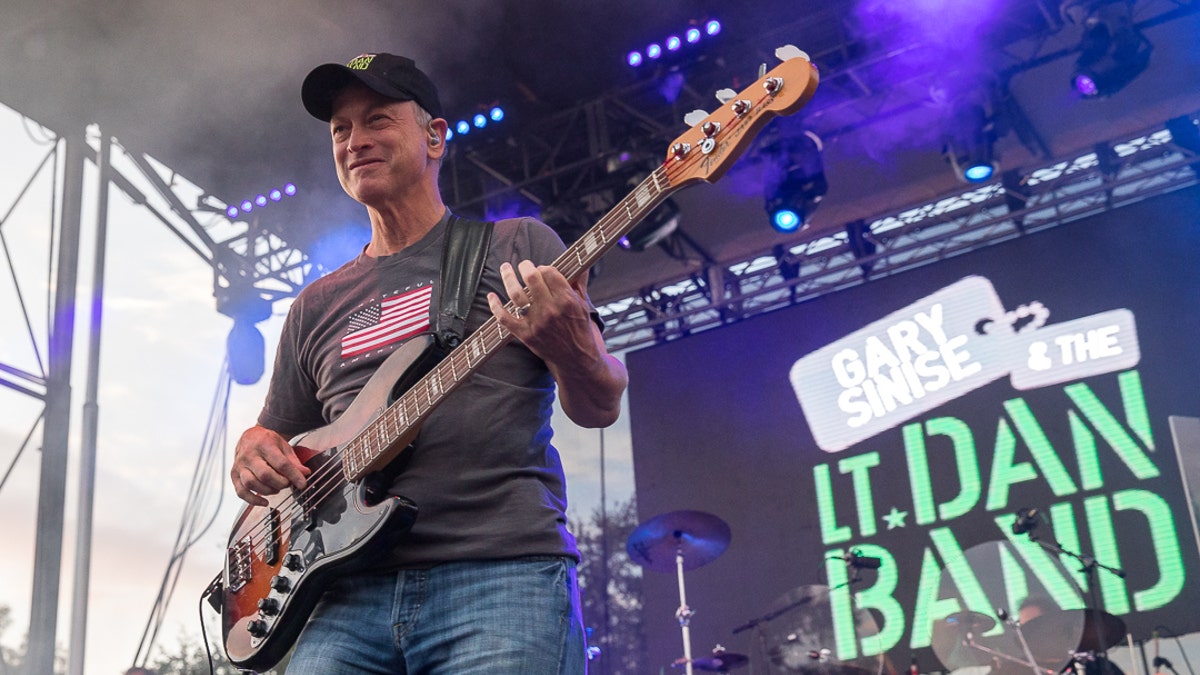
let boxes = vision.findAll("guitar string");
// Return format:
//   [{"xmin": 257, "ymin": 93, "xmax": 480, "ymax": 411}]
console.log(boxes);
[{"xmin": 230, "ymin": 76, "xmax": 791, "ymax": 562}]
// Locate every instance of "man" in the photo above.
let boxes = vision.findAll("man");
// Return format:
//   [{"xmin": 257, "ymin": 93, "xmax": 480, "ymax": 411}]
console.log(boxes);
[{"xmin": 230, "ymin": 52, "xmax": 627, "ymax": 674}]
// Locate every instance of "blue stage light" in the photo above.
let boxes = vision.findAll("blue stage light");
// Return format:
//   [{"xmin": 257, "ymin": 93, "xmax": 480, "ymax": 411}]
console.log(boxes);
[
  {"xmin": 269, "ymin": 189, "xmax": 282, "ymax": 202},
  {"xmin": 284, "ymin": 183, "xmax": 297, "ymax": 196},
  {"xmin": 226, "ymin": 206, "xmax": 239, "ymax": 218},
  {"xmin": 705, "ymin": 20, "xmax": 721, "ymax": 36},
  {"xmin": 240, "ymin": 200, "xmax": 253, "ymax": 212},
  {"xmin": 771, "ymin": 209, "xmax": 802, "ymax": 233},
  {"xmin": 255, "ymin": 194, "xmax": 268, "ymax": 207},
  {"xmin": 666, "ymin": 35, "xmax": 681, "ymax": 51},
  {"xmin": 646, "ymin": 43, "xmax": 662, "ymax": 60},
  {"xmin": 490, "ymin": 106, "xmax": 505, "ymax": 122},
  {"xmin": 1073, "ymin": 73, "xmax": 1100, "ymax": 98},
  {"xmin": 473, "ymin": 113, "xmax": 487, "ymax": 129},
  {"xmin": 456, "ymin": 120, "xmax": 471, "ymax": 135},
  {"xmin": 627, "ymin": 51, "xmax": 643, "ymax": 67},
  {"xmin": 686, "ymin": 27, "xmax": 701, "ymax": 44},
  {"xmin": 446, "ymin": 129, "xmax": 454, "ymax": 141},
  {"xmin": 963, "ymin": 163, "xmax": 995, "ymax": 182}
]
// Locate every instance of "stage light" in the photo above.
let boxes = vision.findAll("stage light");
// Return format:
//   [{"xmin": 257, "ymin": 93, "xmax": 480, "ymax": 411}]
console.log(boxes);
[
  {"xmin": 226, "ymin": 206, "xmax": 239, "ymax": 218},
  {"xmin": 763, "ymin": 130, "xmax": 826, "ymax": 233},
  {"xmin": 446, "ymin": 129, "xmax": 455, "ymax": 141},
  {"xmin": 489, "ymin": 106, "xmax": 505, "ymax": 122},
  {"xmin": 456, "ymin": 120, "xmax": 471, "ymax": 135},
  {"xmin": 944, "ymin": 104, "xmax": 998, "ymax": 184},
  {"xmin": 240, "ymin": 200, "xmax": 253, "ymax": 213},
  {"xmin": 473, "ymin": 113, "xmax": 487, "ymax": 129},
  {"xmin": 269, "ymin": 189, "xmax": 282, "ymax": 201},
  {"xmin": 624, "ymin": 19, "xmax": 721, "ymax": 68},
  {"xmin": 284, "ymin": 183, "xmax": 297, "ymax": 196},
  {"xmin": 1062, "ymin": 0, "xmax": 1152, "ymax": 98},
  {"xmin": 255, "ymin": 194, "xmax": 268, "ymax": 207},
  {"xmin": 618, "ymin": 199, "xmax": 680, "ymax": 251}
]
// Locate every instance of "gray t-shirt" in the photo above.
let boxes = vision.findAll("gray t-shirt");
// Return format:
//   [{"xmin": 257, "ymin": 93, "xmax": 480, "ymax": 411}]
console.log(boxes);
[{"xmin": 258, "ymin": 212, "xmax": 581, "ymax": 566}]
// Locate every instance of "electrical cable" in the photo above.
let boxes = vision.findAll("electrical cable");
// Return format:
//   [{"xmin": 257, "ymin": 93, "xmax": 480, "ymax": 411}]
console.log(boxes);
[{"xmin": 131, "ymin": 359, "xmax": 233, "ymax": 668}]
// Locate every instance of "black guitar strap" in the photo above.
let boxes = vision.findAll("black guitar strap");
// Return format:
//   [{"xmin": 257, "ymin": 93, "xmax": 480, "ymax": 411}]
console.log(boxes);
[{"xmin": 435, "ymin": 213, "xmax": 494, "ymax": 350}]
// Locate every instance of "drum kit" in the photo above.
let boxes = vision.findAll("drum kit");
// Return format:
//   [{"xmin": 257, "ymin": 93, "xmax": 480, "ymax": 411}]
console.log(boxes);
[
  {"xmin": 626, "ymin": 510, "xmax": 882, "ymax": 675},
  {"xmin": 627, "ymin": 511, "xmax": 1130, "ymax": 675}
]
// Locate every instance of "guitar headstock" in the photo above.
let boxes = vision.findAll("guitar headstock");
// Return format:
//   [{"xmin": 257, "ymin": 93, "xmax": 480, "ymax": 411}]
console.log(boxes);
[{"xmin": 662, "ymin": 46, "xmax": 819, "ymax": 187}]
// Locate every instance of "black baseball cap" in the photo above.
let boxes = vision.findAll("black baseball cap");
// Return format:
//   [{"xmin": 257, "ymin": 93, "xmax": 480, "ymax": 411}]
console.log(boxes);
[{"xmin": 301, "ymin": 53, "xmax": 443, "ymax": 122}]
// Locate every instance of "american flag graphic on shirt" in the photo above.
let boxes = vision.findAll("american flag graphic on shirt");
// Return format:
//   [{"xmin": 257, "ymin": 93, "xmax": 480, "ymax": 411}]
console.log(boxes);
[{"xmin": 340, "ymin": 285, "xmax": 433, "ymax": 358}]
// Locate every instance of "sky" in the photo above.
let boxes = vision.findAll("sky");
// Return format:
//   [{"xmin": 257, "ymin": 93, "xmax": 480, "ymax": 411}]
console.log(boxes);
[{"xmin": 0, "ymin": 101, "xmax": 635, "ymax": 674}]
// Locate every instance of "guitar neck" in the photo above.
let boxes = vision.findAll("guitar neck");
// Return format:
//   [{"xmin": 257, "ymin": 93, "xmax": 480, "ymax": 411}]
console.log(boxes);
[{"xmin": 341, "ymin": 166, "xmax": 677, "ymax": 481}]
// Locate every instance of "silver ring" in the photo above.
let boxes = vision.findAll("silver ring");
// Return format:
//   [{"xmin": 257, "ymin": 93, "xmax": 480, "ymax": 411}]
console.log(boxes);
[{"xmin": 514, "ymin": 303, "xmax": 531, "ymax": 318}]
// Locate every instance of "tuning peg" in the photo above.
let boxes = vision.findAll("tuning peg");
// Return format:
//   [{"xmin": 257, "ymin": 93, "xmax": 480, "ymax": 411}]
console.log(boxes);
[
  {"xmin": 715, "ymin": 88, "xmax": 737, "ymax": 104},
  {"xmin": 684, "ymin": 110, "xmax": 709, "ymax": 127},
  {"xmin": 775, "ymin": 45, "xmax": 810, "ymax": 62}
]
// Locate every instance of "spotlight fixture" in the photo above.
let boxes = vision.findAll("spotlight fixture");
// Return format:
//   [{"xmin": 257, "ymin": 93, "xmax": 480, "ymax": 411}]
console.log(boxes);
[
  {"xmin": 1061, "ymin": 0, "xmax": 1152, "ymax": 98},
  {"xmin": 944, "ymin": 104, "xmax": 998, "ymax": 184},
  {"xmin": 763, "ymin": 130, "xmax": 827, "ymax": 233}
]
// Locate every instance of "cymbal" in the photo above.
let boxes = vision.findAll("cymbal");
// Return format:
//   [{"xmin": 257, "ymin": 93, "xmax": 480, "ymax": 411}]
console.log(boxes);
[
  {"xmin": 674, "ymin": 652, "xmax": 750, "ymax": 672},
  {"xmin": 627, "ymin": 510, "xmax": 731, "ymax": 572},
  {"xmin": 931, "ymin": 611, "xmax": 1005, "ymax": 669}
]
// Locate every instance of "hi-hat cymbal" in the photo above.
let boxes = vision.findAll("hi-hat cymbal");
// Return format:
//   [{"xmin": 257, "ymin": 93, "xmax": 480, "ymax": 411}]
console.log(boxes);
[{"xmin": 626, "ymin": 510, "xmax": 731, "ymax": 572}]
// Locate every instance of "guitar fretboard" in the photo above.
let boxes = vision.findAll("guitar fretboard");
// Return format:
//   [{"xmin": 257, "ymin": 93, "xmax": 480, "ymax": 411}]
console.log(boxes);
[{"xmin": 341, "ymin": 167, "xmax": 673, "ymax": 480}]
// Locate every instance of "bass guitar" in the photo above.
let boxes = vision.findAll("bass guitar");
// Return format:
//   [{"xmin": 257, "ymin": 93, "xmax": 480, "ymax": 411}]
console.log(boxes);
[{"xmin": 216, "ymin": 45, "xmax": 819, "ymax": 671}]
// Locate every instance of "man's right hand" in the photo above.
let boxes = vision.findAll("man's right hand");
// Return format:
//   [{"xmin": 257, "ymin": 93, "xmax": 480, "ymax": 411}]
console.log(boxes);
[{"xmin": 231, "ymin": 425, "xmax": 312, "ymax": 506}]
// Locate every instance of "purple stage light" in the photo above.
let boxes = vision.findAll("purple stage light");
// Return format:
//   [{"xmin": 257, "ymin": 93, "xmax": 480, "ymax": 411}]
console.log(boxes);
[
  {"xmin": 666, "ymin": 35, "xmax": 681, "ymax": 51},
  {"xmin": 627, "ymin": 51, "xmax": 643, "ymax": 67},
  {"xmin": 269, "ymin": 189, "xmax": 282, "ymax": 201},
  {"xmin": 1074, "ymin": 73, "xmax": 1100, "ymax": 97},
  {"xmin": 646, "ymin": 43, "xmax": 662, "ymax": 60},
  {"xmin": 255, "ymin": 194, "xmax": 268, "ymax": 207},
  {"xmin": 284, "ymin": 183, "xmax": 297, "ymax": 196},
  {"xmin": 705, "ymin": 20, "xmax": 721, "ymax": 36},
  {"xmin": 240, "ymin": 200, "xmax": 253, "ymax": 212},
  {"xmin": 686, "ymin": 27, "xmax": 701, "ymax": 44},
  {"xmin": 226, "ymin": 206, "xmax": 239, "ymax": 218}
]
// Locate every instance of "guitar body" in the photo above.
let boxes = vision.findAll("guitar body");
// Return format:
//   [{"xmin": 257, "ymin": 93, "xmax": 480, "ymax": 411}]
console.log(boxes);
[{"xmin": 221, "ymin": 336, "xmax": 434, "ymax": 671}]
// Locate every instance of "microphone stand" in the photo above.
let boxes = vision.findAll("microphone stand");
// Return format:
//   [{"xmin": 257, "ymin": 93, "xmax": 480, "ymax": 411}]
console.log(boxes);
[{"xmin": 1027, "ymin": 532, "xmax": 1125, "ymax": 674}]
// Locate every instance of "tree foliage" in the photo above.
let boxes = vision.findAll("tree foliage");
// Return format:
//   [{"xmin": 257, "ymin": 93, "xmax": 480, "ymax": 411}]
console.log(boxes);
[{"xmin": 572, "ymin": 497, "xmax": 648, "ymax": 675}]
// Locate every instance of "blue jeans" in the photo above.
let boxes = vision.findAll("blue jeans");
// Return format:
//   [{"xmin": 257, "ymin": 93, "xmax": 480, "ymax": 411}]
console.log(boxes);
[{"xmin": 286, "ymin": 556, "xmax": 587, "ymax": 674}]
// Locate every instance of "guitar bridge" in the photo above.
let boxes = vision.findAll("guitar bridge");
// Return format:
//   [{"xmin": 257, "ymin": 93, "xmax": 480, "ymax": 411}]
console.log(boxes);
[{"xmin": 227, "ymin": 536, "xmax": 252, "ymax": 592}]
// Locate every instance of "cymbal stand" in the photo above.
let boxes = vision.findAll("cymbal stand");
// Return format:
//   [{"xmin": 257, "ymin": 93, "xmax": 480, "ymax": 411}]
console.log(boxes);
[
  {"xmin": 961, "ymin": 629, "xmax": 1053, "ymax": 675},
  {"xmin": 1001, "ymin": 609, "xmax": 1051, "ymax": 675},
  {"xmin": 674, "ymin": 546, "xmax": 695, "ymax": 675}
]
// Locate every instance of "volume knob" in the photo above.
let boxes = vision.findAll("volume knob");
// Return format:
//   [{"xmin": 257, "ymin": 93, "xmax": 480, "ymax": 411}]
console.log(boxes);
[
  {"xmin": 247, "ymin": 619, "xmax": 269, "ymax": 638},
  {"xmin": 270, "ymin": 575, "xmax": 291, "ymax": 592},
  {"xmin": 257, "ymin": 597, "xmax": 281, "ymax": 615}
]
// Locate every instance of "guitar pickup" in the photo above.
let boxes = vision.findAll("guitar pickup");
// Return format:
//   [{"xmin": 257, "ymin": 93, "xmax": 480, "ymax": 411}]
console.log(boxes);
[{"xmin": 264, "ymin": 509, "xmax": 281, "ymax": 566}]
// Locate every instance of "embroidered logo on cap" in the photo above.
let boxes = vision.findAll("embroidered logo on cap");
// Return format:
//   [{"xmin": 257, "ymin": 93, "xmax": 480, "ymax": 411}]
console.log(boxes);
[{"xmin": 346, "ymin": 54, "xmax": 376, "ymax": 70}]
